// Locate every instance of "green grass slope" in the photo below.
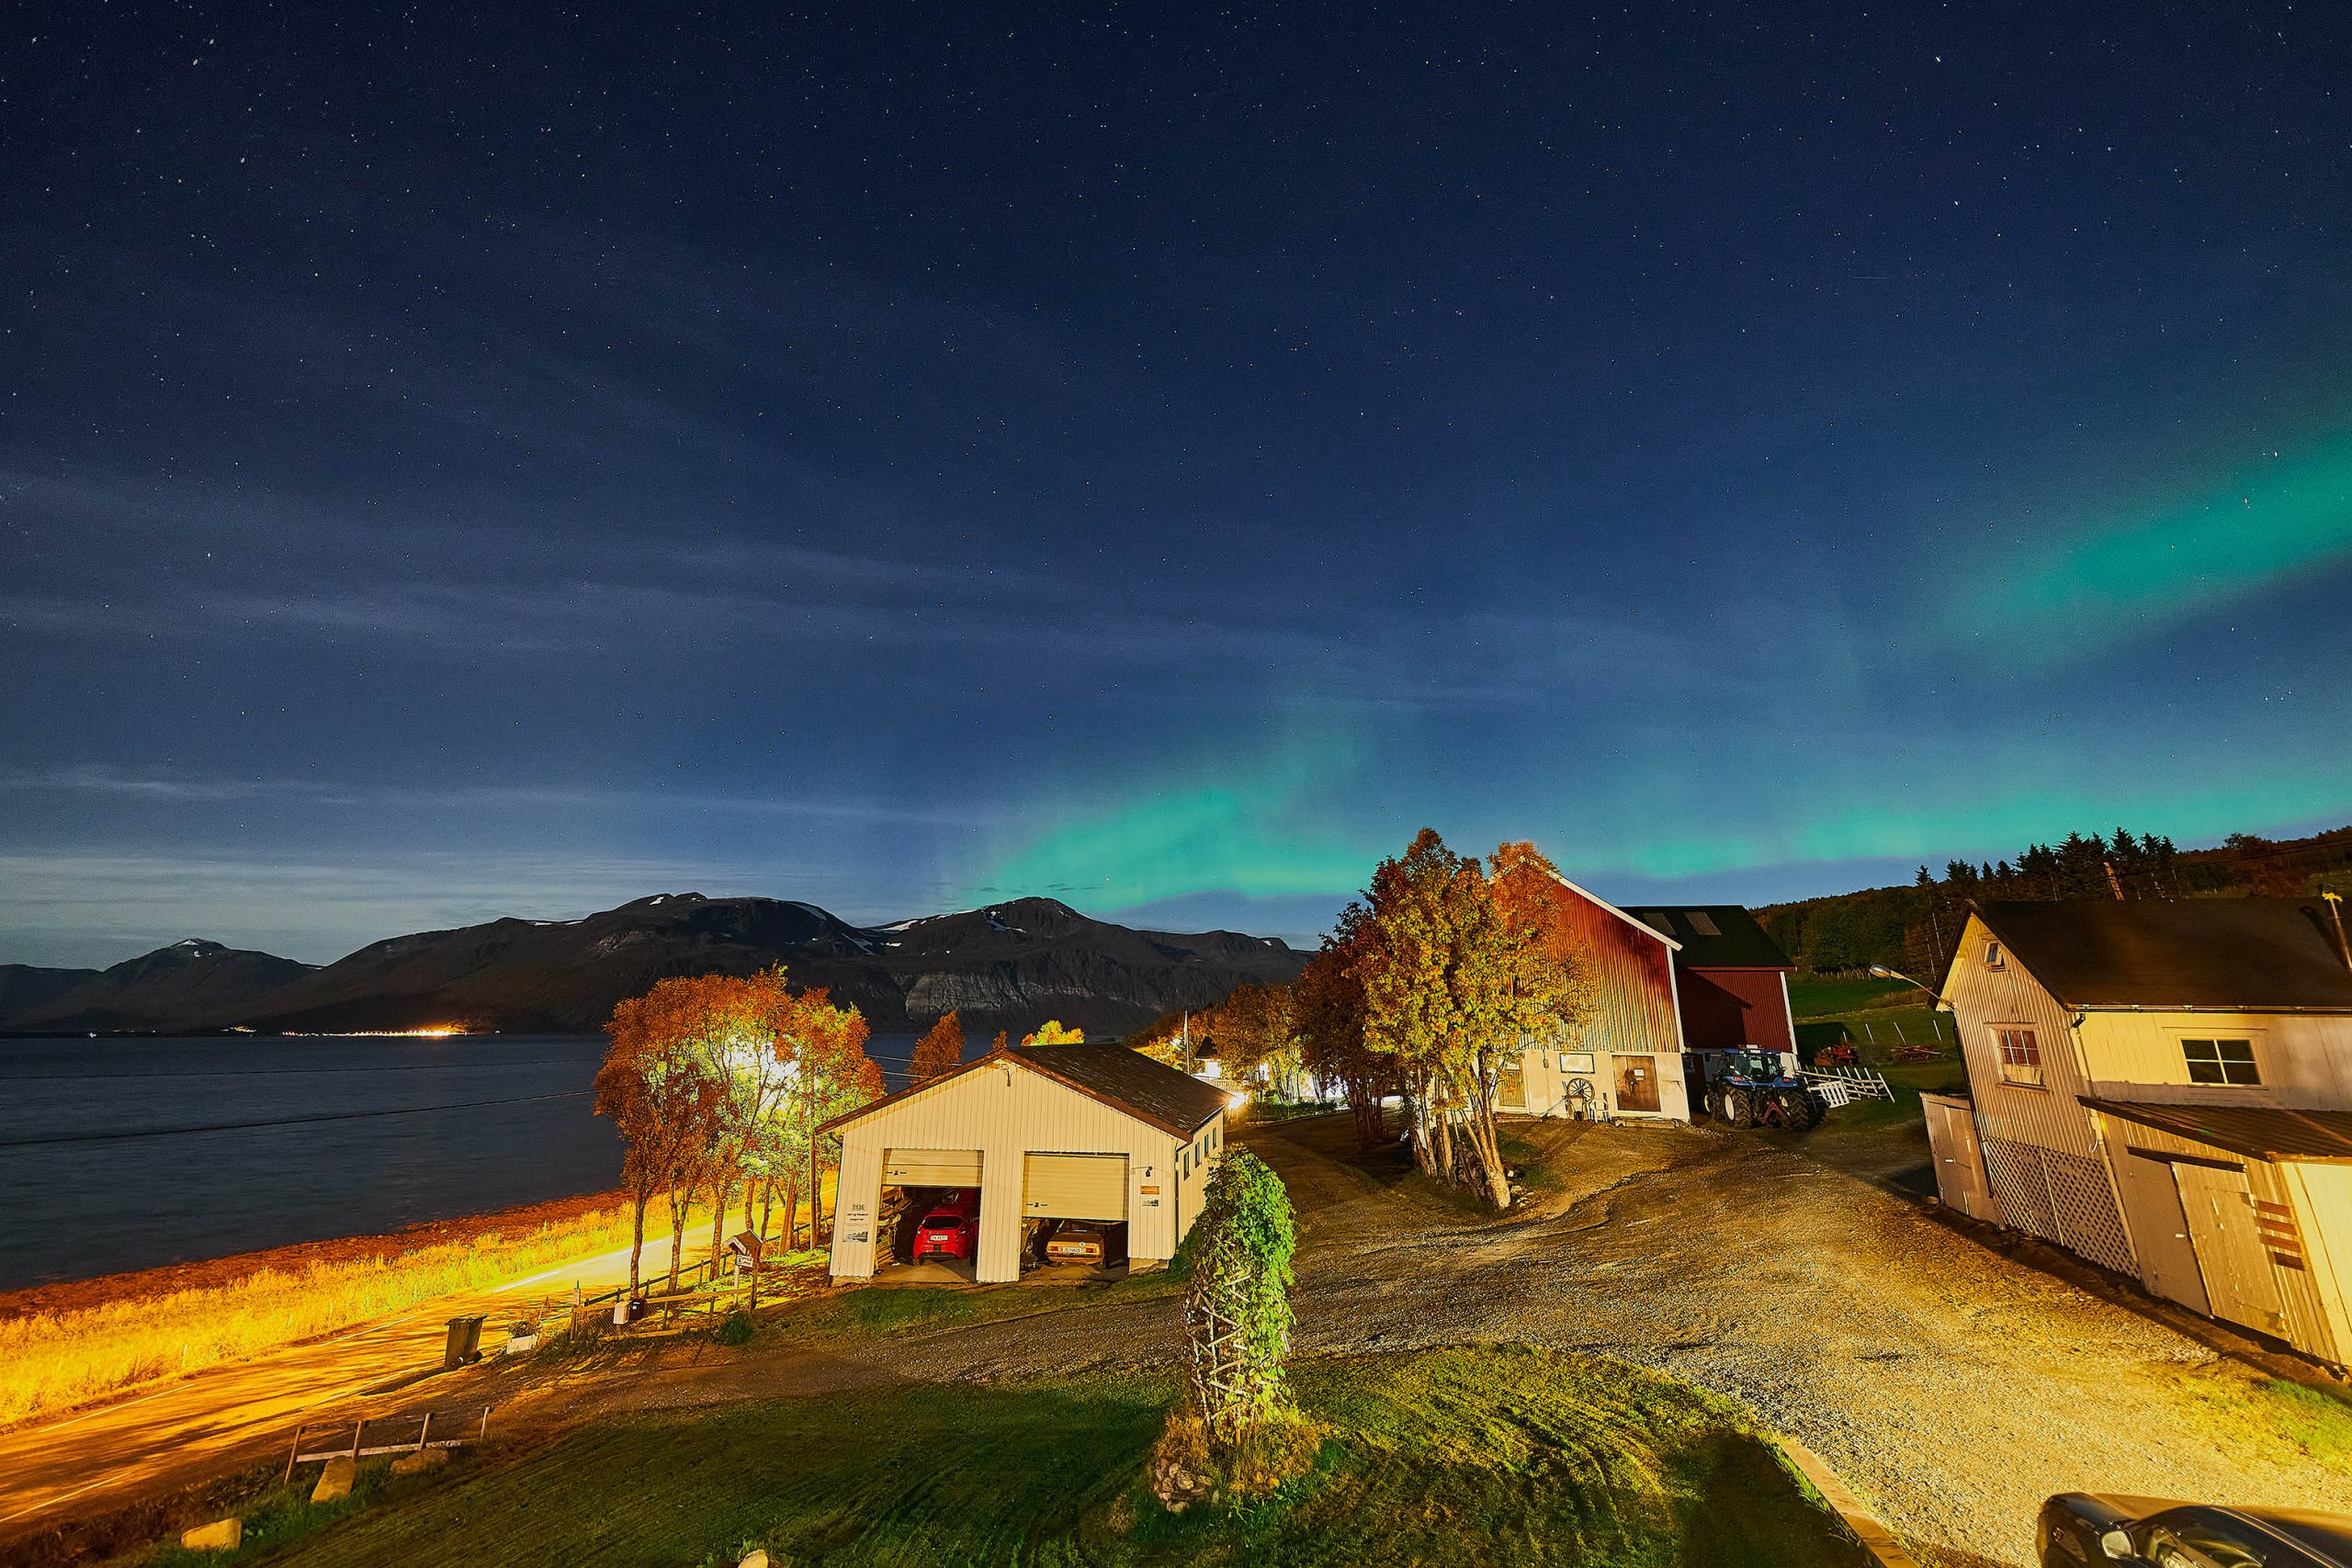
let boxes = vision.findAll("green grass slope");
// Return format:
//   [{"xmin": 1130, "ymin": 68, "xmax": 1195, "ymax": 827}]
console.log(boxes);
[{"xmin": 236, "ymin": 1348, "xmax": 1873, "ymax": 1568}]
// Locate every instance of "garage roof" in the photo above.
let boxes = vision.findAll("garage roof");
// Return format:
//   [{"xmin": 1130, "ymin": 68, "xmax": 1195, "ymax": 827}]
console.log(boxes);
[
  {"xmin": 2083, "ymin": 1097, "xmax": 2352, "ymax": 1164},
  {"xmin": 819, "ymin": 1043, "xmax": 1231, "ymax": 1138},
  {"xmin": 1971, "ymin": 899, "xmax": 2352, "ymax": 1010}
]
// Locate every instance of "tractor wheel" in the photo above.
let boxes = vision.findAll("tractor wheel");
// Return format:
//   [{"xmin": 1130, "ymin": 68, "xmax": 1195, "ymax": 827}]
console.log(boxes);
[
  {"xmin": 1776, "ymin": 1088, "xmax": 1823, "ymax": 1131},
  {"xmin": 1717, "ymin": 1086, "xmax": 1756, "ymax": 1129}
]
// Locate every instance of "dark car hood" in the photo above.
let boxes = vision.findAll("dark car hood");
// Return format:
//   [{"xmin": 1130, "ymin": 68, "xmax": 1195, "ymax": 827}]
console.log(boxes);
[{"xmin": 2077, "ymin": 1495, "xmax": 2191, "ymax": 1517}]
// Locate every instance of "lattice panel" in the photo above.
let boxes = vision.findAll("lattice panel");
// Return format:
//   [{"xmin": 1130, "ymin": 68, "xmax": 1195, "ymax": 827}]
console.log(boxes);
[
  {"xmin": 2041, "ymin": 1149, "xmax": 2137, "ymax": 1274},
  {"xmin": 1983, "ymin": 1136, "xmax": 2060, "ymax": 1243}
]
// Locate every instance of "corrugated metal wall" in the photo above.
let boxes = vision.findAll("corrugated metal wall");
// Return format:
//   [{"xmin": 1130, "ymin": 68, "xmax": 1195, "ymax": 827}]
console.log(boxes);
[
  {"xmin": 2080, "ymin": 1010, "xmax": 2352, "ymax": 1107},
  {"xmin": 1678, "ymin": 966, "xmax": 1795, "ymax": 1052},
  {"xmin": 1945, "ymin": 913, "xmax": 2136, "ymax": 1273},
  {"xmin": 1528, "ymin": 877, "xmax": 1689, "ymax": 1119}
]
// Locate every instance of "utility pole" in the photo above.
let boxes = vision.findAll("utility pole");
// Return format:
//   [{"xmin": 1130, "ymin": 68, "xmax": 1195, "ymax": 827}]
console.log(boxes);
[
  {"xmin": 2103, "ymin": 859, "xmax": 2125, "ymax": 901},
  {"xmin": 1181, "ymin": 1010, "xmax": 1193, "ymax": 1074}
]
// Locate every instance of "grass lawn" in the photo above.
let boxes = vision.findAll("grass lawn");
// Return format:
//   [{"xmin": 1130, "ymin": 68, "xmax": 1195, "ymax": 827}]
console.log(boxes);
[
  {"xmin": 230, "ymin": 1348, "xmax": 1873, "ymax": 1568},
  {"xmin": 1784, "ymin": 975, "xmax": 1913, "ymax": 1020},
  {"xmin": 754, "ymin": 1265, "xmax": 1185, "ymax": 1349}
]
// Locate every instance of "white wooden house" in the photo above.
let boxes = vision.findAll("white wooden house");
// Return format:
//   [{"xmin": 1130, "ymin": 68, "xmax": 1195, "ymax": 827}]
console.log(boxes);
[{"xmin": 1929, "ymin": 898, "xmax": 2352, "ymax": 1362}]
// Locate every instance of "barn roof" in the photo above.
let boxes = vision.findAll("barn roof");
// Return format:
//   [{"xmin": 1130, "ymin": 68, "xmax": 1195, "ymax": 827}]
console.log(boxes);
[
  {"xmin": 2083, "ymin": 1098, "xmax": 2352, "ymax": 1164},
  {"xmin": 818, "ymin": 1042, "xmax": 1229, "ymax": 1138},
  {"xmin": 1630, "ymin": 905, "xmax": 1791, "ymax": 970},
  {"xmin": 1970, "ymin": 899, "xmax": 2352, "ymax": 1011}
]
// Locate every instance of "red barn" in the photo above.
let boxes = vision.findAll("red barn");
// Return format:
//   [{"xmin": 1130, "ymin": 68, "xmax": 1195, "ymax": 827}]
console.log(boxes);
[
  {"xmin": 1495, "ymin": 883, "xmax": 1794, "ymax": 1124},
  {"xmin": 1506, "ymin": 873, "xmax": 1690, "ymax": 1122},
  {"xmin": 1626, "ymin": 905, "xmax": 1798, "ymax": 1057}
]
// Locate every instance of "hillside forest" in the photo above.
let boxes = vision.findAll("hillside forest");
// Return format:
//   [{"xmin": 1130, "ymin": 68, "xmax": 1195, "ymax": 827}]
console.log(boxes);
[{"xmin": 1759, "ymin": 823, "xmax": 2352, "ymax": 978}]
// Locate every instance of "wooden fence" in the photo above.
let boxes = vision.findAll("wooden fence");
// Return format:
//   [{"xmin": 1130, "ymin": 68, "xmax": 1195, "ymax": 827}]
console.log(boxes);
[{"xmin": 285, "ymin": 1406, "xmax": 492, "ymax": 1480}]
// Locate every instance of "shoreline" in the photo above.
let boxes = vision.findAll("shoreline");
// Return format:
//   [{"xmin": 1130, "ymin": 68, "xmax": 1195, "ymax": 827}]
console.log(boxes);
[{"xmin": 0, "ymin": 1188, "xmax": 630, "ymax": 1324}]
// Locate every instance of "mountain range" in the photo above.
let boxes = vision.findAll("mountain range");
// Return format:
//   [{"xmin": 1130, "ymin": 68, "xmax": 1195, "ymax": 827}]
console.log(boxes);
[{"xmin": 0, "ymin": 895, "xmax": 1306, "ymax": 1038}]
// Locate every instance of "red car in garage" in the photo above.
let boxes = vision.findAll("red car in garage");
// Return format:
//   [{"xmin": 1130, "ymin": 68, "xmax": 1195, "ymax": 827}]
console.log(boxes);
[{"xmin": 910, "ymin": 1190, "xmax": 980, "ymax": 1262}]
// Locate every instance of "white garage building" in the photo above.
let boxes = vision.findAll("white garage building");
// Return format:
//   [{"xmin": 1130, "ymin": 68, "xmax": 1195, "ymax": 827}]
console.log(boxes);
[{"xmin": 823, "ymin": 1043, "xmax": 1233, "ymax": 1284}]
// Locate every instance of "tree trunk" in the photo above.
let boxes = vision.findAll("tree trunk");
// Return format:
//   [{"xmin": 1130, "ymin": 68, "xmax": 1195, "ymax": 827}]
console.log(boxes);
[
  {"xmin": 666, "ymin": 1183, "xmax": 688, "ymax": 1293},
  {"xmin": 1464, "ymin": 1105, "xmax": 1511, "ymax": 1210},
  {"xmin": 709, "ymin": 1174, "xmax": 730, "ymax": 1277},
  {"xmin": 779, "ymin": 1173, "xmax": 800, "ymax": 1252},
  {"xmin": 628, "ymin": 1190, "xmax": 650, "ymax": 1300}
]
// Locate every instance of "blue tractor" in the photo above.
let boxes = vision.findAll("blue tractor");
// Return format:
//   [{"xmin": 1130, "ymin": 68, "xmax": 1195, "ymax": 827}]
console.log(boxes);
[{"xmin": 1688, "ymin": 1046, "xmax": 1825, "ymax": 1132}]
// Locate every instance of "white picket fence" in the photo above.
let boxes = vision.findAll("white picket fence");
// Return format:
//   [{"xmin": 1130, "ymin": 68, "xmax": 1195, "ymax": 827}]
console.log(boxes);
[{"xmin": 1803, "ymin": 1066, "xmax": 1894, "ymax": 1104}]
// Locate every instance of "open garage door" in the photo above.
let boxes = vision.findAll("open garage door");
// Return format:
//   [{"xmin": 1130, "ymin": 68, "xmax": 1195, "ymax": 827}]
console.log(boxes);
[
  {"xmin": 1023, "ymin": 1153, "xmax": 1129, "ymax": 1221},
  {"xmin": 884, "ymin": 1148, "xmax": 981, "ymax": 1187}
]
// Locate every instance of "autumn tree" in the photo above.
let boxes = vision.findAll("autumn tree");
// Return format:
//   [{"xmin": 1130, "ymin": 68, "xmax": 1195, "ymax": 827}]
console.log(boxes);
[
  {"xmin": 1124, "ymin": 1010, "xmax": 1192, "ymax": 1066},
  {"xmin": 772, "ymin": 986, "xmax": 883, "ymax": 1250},
  {"xmin": 1351, "ymin": 829, "xmax": 1588, "ymax": 1210},
  {"xmin": 595, "ymin": 977, "xmax": 730, "ymax": 1300},
  {"xmin": 1486, "ymin": 840, "xmax": 1597, "ymax": 1066},
  {"xmin": 1294, "ymin": 902, "xmax": 1390, "ymax": 1145},
  {"xmin": 1207, "ymin": 984, "xmax": 1301, "ymax": 1098},
  {"xmin": 909, "ymin": 1010, "xmax": 966, "ymax": 1086},
  {"xmin": 1021, "ymin": 1019, "xmax": 1085, "ymax": 1046}
]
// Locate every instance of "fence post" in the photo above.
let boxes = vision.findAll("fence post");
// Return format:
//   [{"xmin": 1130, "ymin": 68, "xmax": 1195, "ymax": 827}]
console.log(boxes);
[
  {"xmin": 286, "ymin": 1423, "xmax": 305, "ymax": 1483},
  {"xmin": 351, "ymin": 1418, "xmax": 365, "ymax": 1460},
  {"xmin": 416, "ymin": 1411, "xmax": 432, "ymax": 1452}
]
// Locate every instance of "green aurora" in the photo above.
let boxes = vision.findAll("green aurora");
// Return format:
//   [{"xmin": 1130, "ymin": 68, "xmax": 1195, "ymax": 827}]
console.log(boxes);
[{"xmin": 1953, "ymin": 433, "xmax": 2352, "ymax": 642}]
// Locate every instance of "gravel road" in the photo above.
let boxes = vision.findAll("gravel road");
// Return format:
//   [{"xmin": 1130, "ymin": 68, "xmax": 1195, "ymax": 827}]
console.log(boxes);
[{"xmin": 619, "ymin": 1115, "xmax": 2352, "ymax": 1568}]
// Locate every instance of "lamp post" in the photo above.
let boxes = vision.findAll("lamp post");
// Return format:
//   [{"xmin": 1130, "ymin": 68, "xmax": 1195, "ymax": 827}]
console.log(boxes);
[{"xmin": 1868, "ymin": 964, "xmax": 1955, "ymax": 1013}]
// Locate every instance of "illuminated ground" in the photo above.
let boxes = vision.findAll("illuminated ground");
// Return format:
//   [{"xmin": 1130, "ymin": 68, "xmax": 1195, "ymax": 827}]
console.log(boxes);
[
  {"xmin": 0, "ymin": 1230, "xmax": 684, "ymax": 1549},
  {"xmin": 16, "ymin": 1115, "xmax": 2352, "ymax": 1567}
]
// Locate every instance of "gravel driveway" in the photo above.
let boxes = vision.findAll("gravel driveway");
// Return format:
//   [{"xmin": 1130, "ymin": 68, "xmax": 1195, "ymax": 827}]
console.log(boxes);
[{"xmin": 621, "ymin": 1114, "xmax": 2352, "ymax": 1568}]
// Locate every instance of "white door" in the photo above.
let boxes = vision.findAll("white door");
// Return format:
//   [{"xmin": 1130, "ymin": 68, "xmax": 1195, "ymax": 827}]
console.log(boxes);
[
  {"xmin": 1921, "ymin": 1100, "xmax": 1998, "ymax": 1224},
  {"xmin": 883, "ymin": 1148, "xmax": 982, "ymax": 1188},
  {"xmin": 2112, "ymin": 1153, "xmax": 2210, "ymax": 1317},
  {"xmin": 2173, "ymin": 1162, "xmax": 2286, "ymax": 1337},
  {"xmin": 1023, "ymin": 1153, "xmax": 1129, "ymax": 1221}
]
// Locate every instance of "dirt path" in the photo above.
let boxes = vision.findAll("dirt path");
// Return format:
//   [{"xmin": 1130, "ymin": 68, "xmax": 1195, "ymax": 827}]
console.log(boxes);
[
  {"xmin": 1252, "ymin": 1117, "xmax": 2352, "ymax": 1568},
  {"xmin": 605, "ymin": 1115, "xmax": 2352, "ymax": 1568}
]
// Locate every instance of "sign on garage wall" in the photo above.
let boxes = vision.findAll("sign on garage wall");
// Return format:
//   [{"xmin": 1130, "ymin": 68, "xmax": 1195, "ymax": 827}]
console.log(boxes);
[{"xmin": 1023, "ymin": 1152, "xmax": 1130, "ymax": 1221}]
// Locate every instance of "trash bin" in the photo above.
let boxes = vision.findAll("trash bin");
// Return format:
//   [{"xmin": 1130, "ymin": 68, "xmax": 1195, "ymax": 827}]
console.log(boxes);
[{"xmin": 443, "ymin": 1314, "xmax": 487, "ymax": 1369}]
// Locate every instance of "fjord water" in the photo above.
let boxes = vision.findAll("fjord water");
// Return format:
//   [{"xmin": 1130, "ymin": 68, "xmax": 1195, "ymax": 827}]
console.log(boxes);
[
  {"xmin": 0, "ymin": 1035, "xmax": 618, "ymax": 1290},
  {"xmin": 0, "ymin": 1032, "xmax": 923, "ymax": 1291}
]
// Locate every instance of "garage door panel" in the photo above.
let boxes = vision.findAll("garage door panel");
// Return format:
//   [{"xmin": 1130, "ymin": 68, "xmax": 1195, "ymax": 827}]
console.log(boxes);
[
  {"xmin": 884, "ymin": 1148, "xmax": 981, "ymax": 1187},
  {"xmin": 1023, "ymin": 1153, "xmax": 1128, "ymax": 1221}
]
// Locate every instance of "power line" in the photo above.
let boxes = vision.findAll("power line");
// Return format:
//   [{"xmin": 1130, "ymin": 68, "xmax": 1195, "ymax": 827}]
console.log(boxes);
[{"xmin": 0, "ymin": 1091, "xmax": 596, "ymax": 1151}]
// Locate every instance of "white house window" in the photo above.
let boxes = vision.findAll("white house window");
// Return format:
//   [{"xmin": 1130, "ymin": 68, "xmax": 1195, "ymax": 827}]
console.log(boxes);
[
  {"xmin": 2182, "ymin": 1038, "xmax": 2259, "ymax": 1087},
  {"xmin": 1994, "ymin": 1026, "xmax": 2041, "ymax": 1087},
  {"xmin": 1984, "ymin": 941, "xmax": 2005, "ymax": 969}
]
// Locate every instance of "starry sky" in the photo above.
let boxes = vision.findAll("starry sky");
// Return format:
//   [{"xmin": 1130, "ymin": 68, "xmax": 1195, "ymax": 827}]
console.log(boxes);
[{"xmin": 6, "ymin": 3, "xmax": 2352, "ymax": 967}]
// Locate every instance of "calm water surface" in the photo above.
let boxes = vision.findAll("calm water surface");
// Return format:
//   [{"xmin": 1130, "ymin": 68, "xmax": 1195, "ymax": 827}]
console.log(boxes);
[{"xmin": 0, "ymin": 1032, "xmax": 918, "ymax": 1290}]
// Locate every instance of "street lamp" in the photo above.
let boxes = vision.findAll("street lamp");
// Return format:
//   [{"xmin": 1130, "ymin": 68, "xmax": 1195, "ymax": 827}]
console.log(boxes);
[{"xmin": 1868, "ymin": 964, "xmax": 1954, "ymax": 1012}]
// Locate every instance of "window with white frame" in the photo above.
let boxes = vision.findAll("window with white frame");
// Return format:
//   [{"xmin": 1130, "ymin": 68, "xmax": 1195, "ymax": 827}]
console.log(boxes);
[
  {"xmin": 2181, "ymin": 1037, "xmax": 2259, "ymax": 1086},
  {"xmin": 1993, "ymin": 1025, "xmax": 2041, "ymax": 1087}
]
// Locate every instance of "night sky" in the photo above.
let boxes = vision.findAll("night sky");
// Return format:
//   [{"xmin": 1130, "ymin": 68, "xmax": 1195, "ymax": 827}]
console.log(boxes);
[{"xmin": 6, "ymin": 4, "xmax": 2352, "ymax": 966}]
